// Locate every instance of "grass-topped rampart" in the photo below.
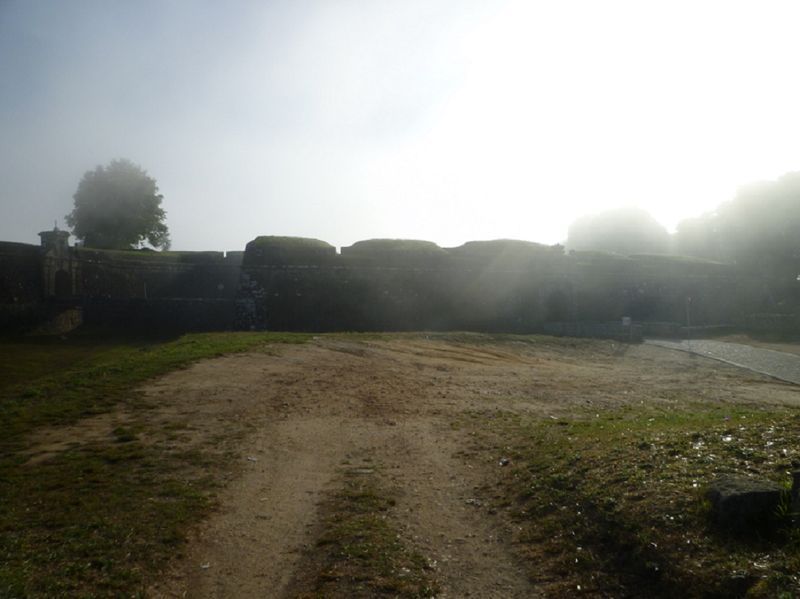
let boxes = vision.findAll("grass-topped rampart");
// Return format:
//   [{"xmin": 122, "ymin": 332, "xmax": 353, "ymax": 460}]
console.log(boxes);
[
  {"xmin": 75, "ymin": 246, "xmax": 231, "ymax": 264},
  {"xmin": 340, "ymin": 239, "xmax": 449, "ymax": 267},
  {"xmin": 244, "ymin": 235, "xmax": 336, "ymax": 265},
  {"xmin": 342, "ymin": 238, "xmax": 446, "ymax": 255}
]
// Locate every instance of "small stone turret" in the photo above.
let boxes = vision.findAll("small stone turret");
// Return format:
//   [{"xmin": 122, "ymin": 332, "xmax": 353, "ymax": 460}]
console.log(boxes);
[
  {"xmin": 38, "ymin": 226, "xmax": 76, "ymax": 299},
  {"xmin": 38, "ymin": 227, "xmax": 70, "ymax": 254}
]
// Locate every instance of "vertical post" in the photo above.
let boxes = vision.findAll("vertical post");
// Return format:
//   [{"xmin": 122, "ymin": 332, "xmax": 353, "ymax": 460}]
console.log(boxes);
[{"xmin": 685, "ymin": 296, "xmax": 692, "ymax": 350}]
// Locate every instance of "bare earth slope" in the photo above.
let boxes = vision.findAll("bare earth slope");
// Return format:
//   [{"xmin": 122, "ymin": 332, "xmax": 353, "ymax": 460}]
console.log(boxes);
[{"xmin": 142, "ymin": 335, "xmax": 800, "ymax": 598}]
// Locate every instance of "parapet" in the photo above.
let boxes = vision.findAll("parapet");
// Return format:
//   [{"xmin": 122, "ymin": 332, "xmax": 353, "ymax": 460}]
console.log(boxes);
[
  {"xmin": 243, "ymin": 236, "xmax": 336, "ymax": 265},
  {"xmin": 340, "ymin": 239, "xmax": 447, "ymax": 267},
  {"xmin": 448, "ymin": 239, "xmax": 562, "ymax": 266}
]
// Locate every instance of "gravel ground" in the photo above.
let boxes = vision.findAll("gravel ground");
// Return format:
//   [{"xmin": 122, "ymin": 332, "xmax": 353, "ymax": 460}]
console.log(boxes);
[{"xmin": 646, "ymin": 338, "xmax": 800, "ymax": 385}]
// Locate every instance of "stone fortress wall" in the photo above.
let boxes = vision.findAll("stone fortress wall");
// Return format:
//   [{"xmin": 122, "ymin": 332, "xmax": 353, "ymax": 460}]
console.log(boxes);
[{"xmin": 0, "ymin": 231, "xmax": 766, "ymax": 336}]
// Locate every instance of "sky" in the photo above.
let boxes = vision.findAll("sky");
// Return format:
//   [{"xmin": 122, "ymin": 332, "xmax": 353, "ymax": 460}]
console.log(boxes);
[{"xmin": 2, "ymin": 0, "xmax": 800, "ymax": 252}]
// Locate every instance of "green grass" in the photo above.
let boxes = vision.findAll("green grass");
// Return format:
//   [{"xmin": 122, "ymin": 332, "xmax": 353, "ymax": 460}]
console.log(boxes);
[
  {"xmin": 0, "ymin": 442, "xmax": 212, "ymax": 597},
  {"xmin": 75, "ymin": 246, "xmax": 227, "ymax": 264},
  {"xmin": 0, "ymin": 336, "xmax": 116, "ymax": 391},
  {"xmin": 0, "ymin": 331, "xmax": 310, "ymax": 450},
  {"xmin": 293, "ymin": 465, "xmax": 438, "ymax": 598},
  {"xmin": 470, "ymin": 403, "xmax": 800, "ymax": 597},
  {"xmin": 0, "ymin": 331, "xmax": 310, "ymax": 597}
]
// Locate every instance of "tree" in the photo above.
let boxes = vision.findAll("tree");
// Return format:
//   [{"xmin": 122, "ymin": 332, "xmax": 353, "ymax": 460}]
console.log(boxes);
[
  {"xmin": 673, "ymin": 213, "xmax": 721, "ymax": 260},
  {"xmin": 714, "ymin": 173, "xmax": 800, "ymax": 275},
  {"xmin": 566, "ymin": 207, "xmax": 670, "ymax": 256},
  {"xmin": 66, "ymin": 159, "xmax": 170, "ymax": 250},
  {"xmin": 674, "ymin": 171, "xmax": 800, "ymax": 274}
]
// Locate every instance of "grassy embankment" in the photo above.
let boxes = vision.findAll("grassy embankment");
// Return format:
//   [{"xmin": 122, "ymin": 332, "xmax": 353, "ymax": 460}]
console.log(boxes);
[
  {"xmin": 0, "ymin": 331, "xmax": 309, "ymax": 597},
  {"xmin": 0, "ymin": 330, "xmax": 434, "ymax": 598},
  {"xmin": 468, "ymin": 401, "xmax": 800, "ymax": 597}
]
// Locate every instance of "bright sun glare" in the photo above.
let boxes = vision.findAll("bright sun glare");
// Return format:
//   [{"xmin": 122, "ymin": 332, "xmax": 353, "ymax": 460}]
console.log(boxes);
[{"xmin": 363, "ymin": 0, "xmax": 800, "ymax": 246}]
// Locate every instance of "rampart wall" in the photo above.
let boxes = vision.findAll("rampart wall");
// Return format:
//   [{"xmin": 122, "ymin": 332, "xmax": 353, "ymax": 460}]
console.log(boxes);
[
  {"xmin": 0, "ymin": 234, "xmax": 772, "ymax": 335},
  {"xmin": 0, "ymin": 241, "xmax": 41, "ymax": 303},
  {"xmin": 75, "ymin": 248, "xmax": 242, "ymax": 300},
  {"xmin": 235, "ymin": 237, "xmax": 751, "ymax": 333},
  {"xmin": 0, "ymin": 241, "xmax": 46, "ymax": 330}
]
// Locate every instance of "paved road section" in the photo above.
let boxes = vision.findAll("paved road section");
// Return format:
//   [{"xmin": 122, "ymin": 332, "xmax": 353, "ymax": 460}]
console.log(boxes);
[{"xmin": 646, "ymin": 339, "xmax": 800, "ymax": 385}]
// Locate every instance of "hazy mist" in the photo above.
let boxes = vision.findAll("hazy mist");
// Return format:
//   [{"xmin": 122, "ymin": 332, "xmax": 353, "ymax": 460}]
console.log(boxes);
[{"xmin": 3, "ymin": 0, "xmax": 800, "ymax": 251}]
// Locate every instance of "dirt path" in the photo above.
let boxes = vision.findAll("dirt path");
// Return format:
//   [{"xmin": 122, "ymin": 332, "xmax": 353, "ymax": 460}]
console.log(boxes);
[
  {"xmin": 141, "ymin": 335, "xmax": 800, "ymax": 598},
  {"xmin": 148, "ymin": 339, "xmax": 540, "ymax": 598},
  {"xmin": 150, "ymin": 417, "xmax": 353, "ymax": 598},
  {"xmin": 379, "ymin": 419, "xmax": 533, "ymax": 598}
]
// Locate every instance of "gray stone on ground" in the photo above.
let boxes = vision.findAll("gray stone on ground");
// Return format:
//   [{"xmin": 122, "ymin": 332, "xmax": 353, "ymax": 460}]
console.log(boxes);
[{"xmin": 706, "ymin": 476, "xmax": 785, "ymax": 531}]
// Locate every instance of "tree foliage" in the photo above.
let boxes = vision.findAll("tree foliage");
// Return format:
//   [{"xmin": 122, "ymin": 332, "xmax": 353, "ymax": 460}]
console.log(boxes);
[
  {"xmin": 673, "ymin": 213, "xmax": 719, "ymax": 261},
  {"xmin": 566, "ymin": 207, "xmax": 670, "ymax": 256},
  {"xmin": 674, "ymin": 172, "xmax": 800, "ymax": 276},
  {"xmin": 66, "ymin": 159, "xmax": 170, "ymax": 250}
]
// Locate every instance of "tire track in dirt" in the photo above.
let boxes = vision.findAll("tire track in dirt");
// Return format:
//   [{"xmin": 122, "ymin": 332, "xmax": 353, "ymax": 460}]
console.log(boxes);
[
  {"xmin": 149, "ymin": 339, "xmax": 538, "ymax": 598},
  {"xmin": 378, "ymin": 419, "xmax": 534, "ymax": 598},
  {"xmin": 151, "ymin": 417, "xmax": 372, "ymax": 598}
]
